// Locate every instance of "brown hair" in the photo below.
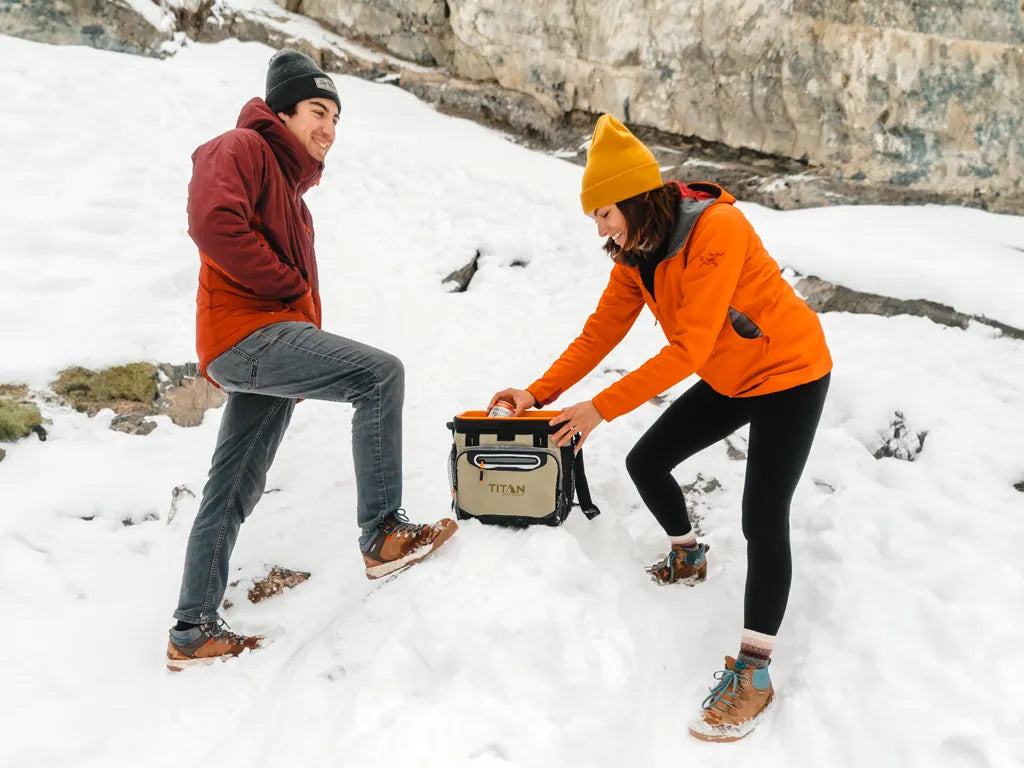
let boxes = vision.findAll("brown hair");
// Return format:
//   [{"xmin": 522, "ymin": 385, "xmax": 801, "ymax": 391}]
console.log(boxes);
[{"xmin": 603, "ymin": 182, "xmax": 681, "ymax": 266}]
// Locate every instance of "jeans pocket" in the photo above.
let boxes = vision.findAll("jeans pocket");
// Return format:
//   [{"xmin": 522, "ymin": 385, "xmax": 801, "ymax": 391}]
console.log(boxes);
[{"xmin": 208, "ymin": 346, "xmax": 259, "ymax": 391}]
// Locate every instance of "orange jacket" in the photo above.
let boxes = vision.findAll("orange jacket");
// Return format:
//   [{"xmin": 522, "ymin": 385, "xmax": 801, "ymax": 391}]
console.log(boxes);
[
  {"xmin": 189, "ymin": 98, "xmax": 324, "ymax": 380},
  {"xmin": 527, "ymin": 183, "xmax": 832, "ymax": 421}
]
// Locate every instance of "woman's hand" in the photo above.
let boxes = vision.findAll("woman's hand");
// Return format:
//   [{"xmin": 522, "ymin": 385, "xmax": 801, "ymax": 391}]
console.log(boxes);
[
  {"xmin": 550, "ymin": 400, "xmax": 603, "ymax": 453},
  {"xmin": 487, "ymin": 388, "xmax": 536, "ymax": 416}
]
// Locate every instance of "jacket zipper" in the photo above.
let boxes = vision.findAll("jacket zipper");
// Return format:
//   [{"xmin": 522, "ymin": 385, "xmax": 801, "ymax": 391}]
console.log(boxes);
[{"xmin": 637, "ymin": 244, "xmax": 687, "ymax": 328}]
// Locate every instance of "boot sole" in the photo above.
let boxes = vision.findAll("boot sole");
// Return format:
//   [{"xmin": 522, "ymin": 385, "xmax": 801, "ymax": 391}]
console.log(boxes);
[
  {"xmin": 165, "ymin": 641, "xmax": 263, "ymax": 672},
  {"xmin": 649, "ymin": 571, "xmax": 707, "ymax": 587},
  {"xmin": 364, "ymin": 521, "xmax": 458, "ymax": 580},
  {"xmin": 166, "ymin": 656, "xmax": 219, "ymax": 672},
  {"xmin": 688, "ymin": 689, "xmax": 774, "ymax": 742}
]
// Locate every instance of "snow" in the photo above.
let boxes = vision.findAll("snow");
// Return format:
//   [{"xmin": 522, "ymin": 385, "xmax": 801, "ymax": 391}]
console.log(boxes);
[
  {"xmin": 1, "ymin": 30, "xmax": 1023, "ymax": 768},
  {"xmin": 744, "ymin": 204, "xmax": 1024, "ymax": 328}
]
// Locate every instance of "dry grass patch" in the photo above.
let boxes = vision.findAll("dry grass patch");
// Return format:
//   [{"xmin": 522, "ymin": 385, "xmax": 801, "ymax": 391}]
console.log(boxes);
[
  {"xmin": 53, "ymin": 363, "xmax": 158, "ymax": 413},
  {"xmin": 0, "ymin": 396, "xmax": 42, "ymax": 442}
]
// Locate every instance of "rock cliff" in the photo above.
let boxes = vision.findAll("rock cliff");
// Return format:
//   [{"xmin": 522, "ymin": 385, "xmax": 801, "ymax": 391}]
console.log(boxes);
[{"xmin": 3, "ymin": 0, "xmax": 1021, "ymax": 211}]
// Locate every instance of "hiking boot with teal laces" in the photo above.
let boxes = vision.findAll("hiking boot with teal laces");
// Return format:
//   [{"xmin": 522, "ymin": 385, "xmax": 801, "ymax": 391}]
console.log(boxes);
[
  {"xmin": 646, "ymin": 542, "xmax": 709, "ymax": 585},
  {"xmin": 689, "ymin": 656, "xmax": 775, "ymax": 742}
]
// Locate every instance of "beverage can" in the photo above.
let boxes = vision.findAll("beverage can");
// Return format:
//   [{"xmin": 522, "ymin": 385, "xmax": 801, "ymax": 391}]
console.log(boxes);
[{"xmin": 488, "ymin": 399, "xmax": 515, "ymax": 418}]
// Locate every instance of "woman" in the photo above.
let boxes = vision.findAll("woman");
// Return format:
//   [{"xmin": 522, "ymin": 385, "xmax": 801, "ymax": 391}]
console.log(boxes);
[{"xmin": 489, "ymin": 114, "xmax": 831, "ymax": 742}]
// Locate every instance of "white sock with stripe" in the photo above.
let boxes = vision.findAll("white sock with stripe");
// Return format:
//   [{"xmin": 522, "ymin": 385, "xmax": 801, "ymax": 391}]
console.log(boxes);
[
  {"xmin": 738, "ymin": 628, "xmax": 774, "ymax": 669},
  {"xmin": 669, "ymin": 531, "xmax": 698, "ymax": 550}
]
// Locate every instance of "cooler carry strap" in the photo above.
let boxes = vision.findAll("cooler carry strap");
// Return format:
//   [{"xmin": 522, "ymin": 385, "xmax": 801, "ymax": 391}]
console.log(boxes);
[{"xmin": 570, "ymin": 436, "xmax": 600, "ymax": 520}]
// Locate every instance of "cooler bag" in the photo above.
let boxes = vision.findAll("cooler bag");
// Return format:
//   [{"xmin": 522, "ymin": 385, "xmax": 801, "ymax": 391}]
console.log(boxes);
[{"xmin": 447, "ymin": 410, "xmax": 601, "ymax": 526}]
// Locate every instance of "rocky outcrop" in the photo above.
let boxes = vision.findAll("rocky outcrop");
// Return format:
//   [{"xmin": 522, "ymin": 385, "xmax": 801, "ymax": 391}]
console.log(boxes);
[
  {"xmin": 794, "ymin": 0, "xmax": 1024, "ymax": 45},
  {"xmin": 289, "ymin": 0, "xmax": 1024, "ymax": 212},
  {"xmin": 442, "ymin": 250, "xmax": 481, "ymax": 292},
  {"xmin": 795, "ymin": 275, "xmax": 1024, "ymax": 340},
  {"xmin": 158, "ymin": 363, "xmax": 228, "ymax": 428},
  {"xmin": 439, "ymin": 1, "xmax": 1023, "ymax": 210},
  {"xmin": 49, "ymin": 362, "xmax": 225, "ymax": 432},
  {"xmin": 3, "ymin": 0, "xmax": 1022, "ymax": 211},
  {"xmin": 289, "ymin": 0, "xmax": 452, "ymax": 65},
  {"xmin": 0, "ymin": 0, "xmax": 174, "ymax": 56}
]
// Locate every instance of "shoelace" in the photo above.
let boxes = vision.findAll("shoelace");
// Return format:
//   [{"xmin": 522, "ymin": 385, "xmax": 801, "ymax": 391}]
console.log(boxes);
[
  {"xmin": 701, "ymin": 667, "xmax": 745, "ymax": 713},
  {"xmin": 647, "ymin": 546, "xmax": 700, "ymax": 580},
  {"xmin": 201, "ymin": 618, "xmax": 247, "ymax": 645},
  {"xmin": 384, "ymin": 509, "xmax": 425, "ymax": 538},
  {"xmin": 648, "ymin": 550, "xmax": 680, "ymax": 580}
]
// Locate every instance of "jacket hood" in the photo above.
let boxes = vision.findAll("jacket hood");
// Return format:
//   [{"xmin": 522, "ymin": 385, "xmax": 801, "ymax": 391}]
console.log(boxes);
[
  {"xmin": 662, "ymin": 181, "xmax": 735, "ymax": 259},
  {"xmin": 236, "ymin": 97, "xmax": 323, "ymax": 194}
]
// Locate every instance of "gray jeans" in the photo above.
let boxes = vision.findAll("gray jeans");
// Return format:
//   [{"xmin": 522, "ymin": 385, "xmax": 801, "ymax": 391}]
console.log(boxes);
[{"xmin": 173, "ymin": 321, "xmax": 404, "ymax": 625}]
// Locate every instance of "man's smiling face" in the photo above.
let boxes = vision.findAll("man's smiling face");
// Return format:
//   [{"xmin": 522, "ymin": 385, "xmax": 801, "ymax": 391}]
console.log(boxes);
[{"xmin": 278, "ymin": 97, "xmax": 339, "ymax": 161}]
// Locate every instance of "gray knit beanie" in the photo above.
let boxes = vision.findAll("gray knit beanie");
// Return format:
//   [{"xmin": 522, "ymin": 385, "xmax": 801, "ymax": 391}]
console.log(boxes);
[{"xmin": 265, "ymin": 49, "xmax": 341, "ymax": 114}]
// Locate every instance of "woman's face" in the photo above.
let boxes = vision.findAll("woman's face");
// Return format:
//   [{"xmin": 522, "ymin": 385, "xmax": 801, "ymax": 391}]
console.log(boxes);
[{"xmin": 590, "ymin": 204, "xmax": 627, "ymax": 248}]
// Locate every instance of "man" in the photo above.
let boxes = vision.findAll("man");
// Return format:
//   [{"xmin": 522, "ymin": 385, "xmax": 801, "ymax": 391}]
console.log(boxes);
[{"xmin": 166, "ymin": 49, "xmax": 457, "ymax": 671}]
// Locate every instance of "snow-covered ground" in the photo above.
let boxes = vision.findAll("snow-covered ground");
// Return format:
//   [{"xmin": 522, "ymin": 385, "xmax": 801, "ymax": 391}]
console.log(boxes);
[{"xmin": 1, "ymin": 32, "xmax": 1022, "ymax": 768}]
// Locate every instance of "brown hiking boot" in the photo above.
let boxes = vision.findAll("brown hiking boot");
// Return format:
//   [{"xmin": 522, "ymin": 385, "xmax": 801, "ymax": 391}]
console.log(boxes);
[
  {"xmin": 689, "ymin": 656, "xmax": 775, "ymax": 742},
  {"xmin": 165, "ymin": 620, "xmax": 262, "ymax": 672},
  {"xmin": 646, "ymin": 542, "xmax": 710, "ymax": 585},
  {"xmin": 362, "ymin": 510, "xmax": 458, "ymax": 580}
]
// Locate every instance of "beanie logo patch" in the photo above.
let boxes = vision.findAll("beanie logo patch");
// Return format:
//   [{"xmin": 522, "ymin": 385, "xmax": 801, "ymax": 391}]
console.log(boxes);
[{"xmin": 314, "ymin": 76, "xmax": 338, "ymax": 94}]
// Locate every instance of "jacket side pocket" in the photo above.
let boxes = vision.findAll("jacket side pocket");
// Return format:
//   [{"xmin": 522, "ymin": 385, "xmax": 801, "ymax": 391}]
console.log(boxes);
[{"xmin": 728, "ymin": 307, "xmax": 763, "ymax": 339}]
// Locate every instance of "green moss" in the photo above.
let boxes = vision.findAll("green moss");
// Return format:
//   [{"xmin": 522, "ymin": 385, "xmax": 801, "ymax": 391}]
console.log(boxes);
[
  {"xmin": 0, "ymin": 398, "xmax": 42, "ymax": 442},
  {"xmin": 53, "ymin": 363, "xmax": 158, "ymax": 412}
]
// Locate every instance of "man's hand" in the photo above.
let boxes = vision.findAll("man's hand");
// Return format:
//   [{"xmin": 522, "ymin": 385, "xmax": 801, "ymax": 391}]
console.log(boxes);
[
  {"xmin": 550, "ymin": 400, "xmax": 603, "ymax": 453},
  {"xmin": 487, "ymin": 388, "xmax": 537, "ymax": 416}
]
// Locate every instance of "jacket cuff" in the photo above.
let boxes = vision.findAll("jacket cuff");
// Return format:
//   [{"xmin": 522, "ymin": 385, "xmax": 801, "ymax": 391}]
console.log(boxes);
[
  {"xmin": 592, "ymin": 390, "xmax": 627, "ymax": 422},
  {"xmin": 525, "ymin": 381, "xmax": 561, "ymax": 408}
]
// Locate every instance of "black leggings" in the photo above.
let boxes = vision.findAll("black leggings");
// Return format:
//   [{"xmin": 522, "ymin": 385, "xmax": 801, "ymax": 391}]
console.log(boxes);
[{"xmin": 625, "ymin": 374, "xmax": 830, "ymax": 636}]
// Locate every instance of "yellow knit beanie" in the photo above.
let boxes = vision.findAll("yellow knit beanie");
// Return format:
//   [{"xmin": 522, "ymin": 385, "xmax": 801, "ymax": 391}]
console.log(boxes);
[{"xmin": 579, "ymin": 114, "xmax": 663, "ymax": 213}]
